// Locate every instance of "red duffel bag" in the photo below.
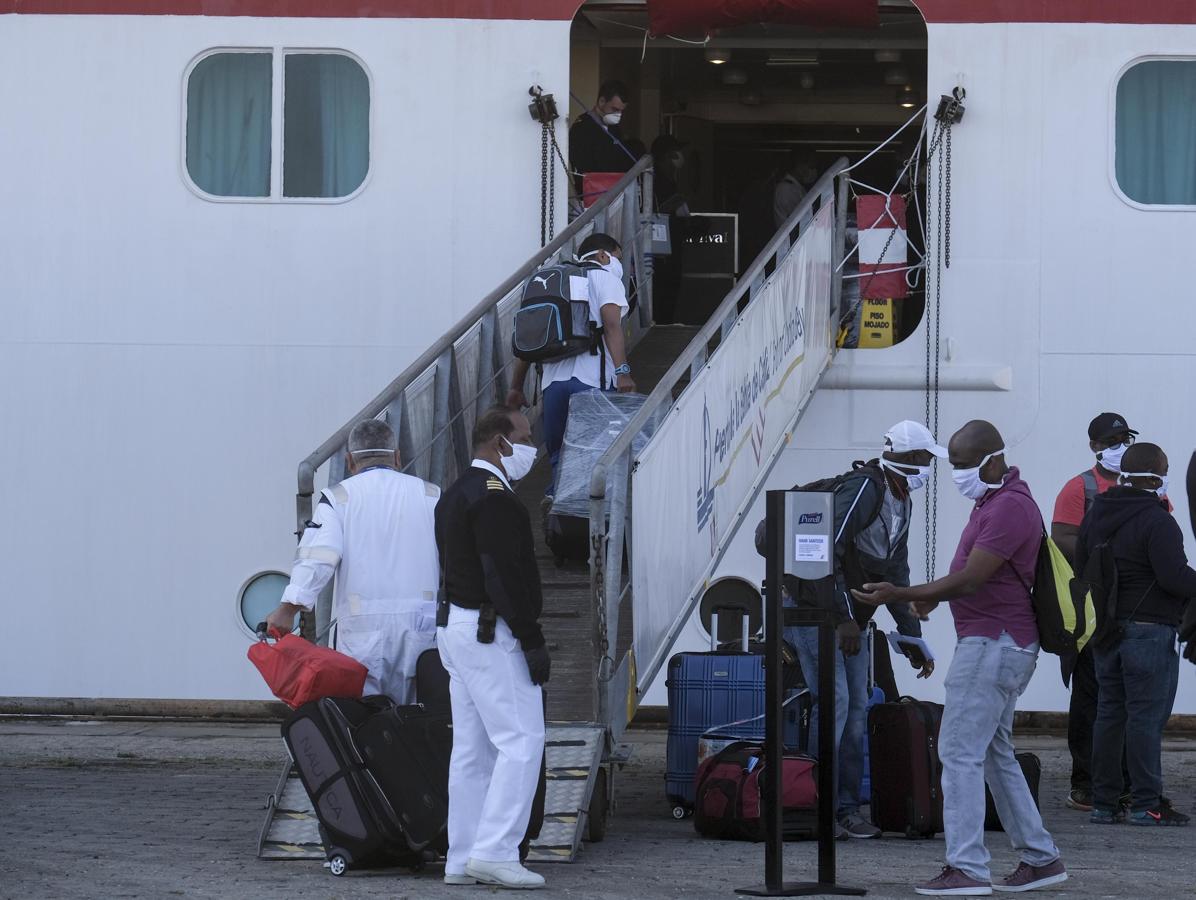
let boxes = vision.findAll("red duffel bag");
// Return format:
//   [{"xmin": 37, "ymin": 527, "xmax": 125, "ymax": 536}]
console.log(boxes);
[
  {"xmin": 694, "ymin": 741, "xmax": 818, "ymax": 841},
  {"xmin": 248, "ymin": 627, "xmax": 368, "ymax": 709}
]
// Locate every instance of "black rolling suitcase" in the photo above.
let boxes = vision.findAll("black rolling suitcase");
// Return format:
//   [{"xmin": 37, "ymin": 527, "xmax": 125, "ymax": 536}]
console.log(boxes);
[
  {"xmin": 868, "ymin": 697, "xmax": 945, "ymax": 838},
  {"xmin": 282, "ymin": 694, "xmax": 450, "ymax": 876},
  {"xmin": 984, "ymin": 752, "xmax": 1042, "ymax": 831}
]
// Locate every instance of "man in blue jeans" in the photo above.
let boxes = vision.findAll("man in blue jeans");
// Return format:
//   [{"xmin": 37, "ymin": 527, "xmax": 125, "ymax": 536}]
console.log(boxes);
[
  {"xmin": 766, "ymin": 420, "xmax": 941, "ymax": 840},
  {"xmin": 855, "ymin": 420, "xmax": 1067, "ymax": 895},
  {"xmin": 507, "ymin": 233, "xmax": 635, "ymax": 502},
  {"xmin": 1076, "ymin": 442, "xmax": 1193, "ymax": 826}
]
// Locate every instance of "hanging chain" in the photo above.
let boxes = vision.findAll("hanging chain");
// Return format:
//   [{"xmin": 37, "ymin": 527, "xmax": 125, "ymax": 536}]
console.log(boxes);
[{"xmin": 539, "ymin": 123, "xmax": 550, "ymax": 247}]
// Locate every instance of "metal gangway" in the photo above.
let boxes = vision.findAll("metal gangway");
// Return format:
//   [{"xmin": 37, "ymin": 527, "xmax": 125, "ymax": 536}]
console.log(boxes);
[{"xmin": 259, "ymin": 156, "xmax": 850, "ymax": 864}]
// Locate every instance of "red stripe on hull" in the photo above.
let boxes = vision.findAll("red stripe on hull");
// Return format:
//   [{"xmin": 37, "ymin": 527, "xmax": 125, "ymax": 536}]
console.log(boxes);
[
  {"xmin": 914, "ymin": 0, "xmax": 1196, "ymax": 25},
  {"xmin": 3, "ymin": 0, "xmax": 578, "ymax": 17}
]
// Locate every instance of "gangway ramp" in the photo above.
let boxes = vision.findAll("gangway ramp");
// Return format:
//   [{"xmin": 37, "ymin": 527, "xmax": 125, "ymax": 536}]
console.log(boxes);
[{"xmin": 265, "ymin": 156, "xmax": 851, "ymax": 865}]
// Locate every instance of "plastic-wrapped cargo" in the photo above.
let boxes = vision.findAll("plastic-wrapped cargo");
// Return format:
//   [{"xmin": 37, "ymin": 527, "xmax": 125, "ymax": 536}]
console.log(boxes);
[{"xmin": 550, "ymin": 390, "xmax": 665, "ymax": 519}]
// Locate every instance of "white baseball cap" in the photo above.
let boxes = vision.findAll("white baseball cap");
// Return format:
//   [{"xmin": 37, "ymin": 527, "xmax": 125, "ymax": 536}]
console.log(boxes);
[{"xmin": 885, "ymin": 420, "xmax": 948, "ymax": 457}]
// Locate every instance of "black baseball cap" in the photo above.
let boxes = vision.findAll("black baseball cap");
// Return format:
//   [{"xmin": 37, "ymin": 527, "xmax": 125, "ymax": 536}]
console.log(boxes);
[{"xmin": 1088, "ymin": 412, "xmax": 1138, "ymax": 443}]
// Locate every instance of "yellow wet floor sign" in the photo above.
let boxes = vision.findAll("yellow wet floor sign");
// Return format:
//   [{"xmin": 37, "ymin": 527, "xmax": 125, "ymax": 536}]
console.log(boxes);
[{"xmin": 857, "ymin": 298, "xmax": 894, "ymax": 348}]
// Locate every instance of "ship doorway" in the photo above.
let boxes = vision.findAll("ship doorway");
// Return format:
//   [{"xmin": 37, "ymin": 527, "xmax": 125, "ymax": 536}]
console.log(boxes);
[{"xmin": 569, "ymin": 1, "xmax": 928, "ymax": 343}]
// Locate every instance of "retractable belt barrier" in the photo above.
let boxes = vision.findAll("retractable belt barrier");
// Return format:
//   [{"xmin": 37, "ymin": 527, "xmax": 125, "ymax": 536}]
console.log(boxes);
[{"xmin": 737, "ymin": 489, "xmax": 866, "ymax": 898}]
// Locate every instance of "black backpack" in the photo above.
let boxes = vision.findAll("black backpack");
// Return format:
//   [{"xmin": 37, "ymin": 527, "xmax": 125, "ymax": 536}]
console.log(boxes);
[
  {"xmin": 754, "ymin": 462, "xmax": 886, "ymax": 615},
  {"xmin": 512, "ymin": 261, "xmax": 604, "ymax": 364}
]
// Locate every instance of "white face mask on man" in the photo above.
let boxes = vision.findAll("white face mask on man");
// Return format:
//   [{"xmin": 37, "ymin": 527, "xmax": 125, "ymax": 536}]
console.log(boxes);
[
  {"xmin": 952, "ymin": 449, "xmax": 1006, "ymax": 500},
  {"xmin": 1096, "ymin": 442, "xmax": 1129, "ymax": 473},
  {"xmin": 880, "ymin": 458, "xmax": 932, "ymax": 492},
  {"xmin": 605, "ymin": 255, "xmax": 624, "ymax": 281},
  {"xmin": 1119, "ymin": 471, "xmax": 1168, "ymax": 498},
  {"xmin": 602, "ymin": 111, "xmax": 623, "ymax": 126},
  {"xmin": 500, "ymin": 436, "xmax": 537, "ymax": 482}
]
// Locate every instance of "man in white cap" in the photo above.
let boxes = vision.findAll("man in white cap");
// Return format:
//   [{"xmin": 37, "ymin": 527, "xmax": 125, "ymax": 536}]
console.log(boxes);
[{"xmin": 759, "ymin": 420, "xmax": 945, "ymax": 839}]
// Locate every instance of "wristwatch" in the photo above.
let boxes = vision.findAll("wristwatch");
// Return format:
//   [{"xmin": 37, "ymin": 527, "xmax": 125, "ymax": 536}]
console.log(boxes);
[{"xmin": 614, "ymin": 363, "xmax": 632, "ymax": 376}]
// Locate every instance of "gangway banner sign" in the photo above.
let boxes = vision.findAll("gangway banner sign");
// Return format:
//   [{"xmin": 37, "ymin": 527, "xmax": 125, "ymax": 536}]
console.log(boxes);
[{"xmin": 631, "ymin": 204, "xmax": 834, "ymax": 688}]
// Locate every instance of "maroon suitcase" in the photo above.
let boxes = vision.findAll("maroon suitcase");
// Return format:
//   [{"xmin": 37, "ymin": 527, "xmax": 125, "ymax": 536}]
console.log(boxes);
[{"xmin": 867, "ymin": 697, "xmax": 944, "ymax": 838}]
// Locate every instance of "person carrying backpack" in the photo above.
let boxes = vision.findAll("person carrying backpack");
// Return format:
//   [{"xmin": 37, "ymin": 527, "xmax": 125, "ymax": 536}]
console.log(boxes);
[
  {"xmin": 1050, "ymin": 412, "xmax": 1143, "ymax": 812},
  {"xmin": 507, "ymin": 233, "xmax": 635, "ymax": 502},
  {"xmin": 1075, "ymin": 442, "xmax": 1195, "ymax": 827},
  {"xmin": 757, "ymin": 419, "xmax": 941, "ymax": 840}
]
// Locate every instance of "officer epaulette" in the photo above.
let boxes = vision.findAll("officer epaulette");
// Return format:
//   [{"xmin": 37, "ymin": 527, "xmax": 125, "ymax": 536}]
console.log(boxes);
[{"xmin": 486, "ymin": 477, "xmax": 507, "ymax": 492}]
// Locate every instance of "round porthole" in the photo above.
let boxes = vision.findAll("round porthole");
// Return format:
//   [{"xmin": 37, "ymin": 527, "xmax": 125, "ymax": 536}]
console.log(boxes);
[{"xmin": 237, "ymin": 571, "xmax": 293, "ymax": 637}]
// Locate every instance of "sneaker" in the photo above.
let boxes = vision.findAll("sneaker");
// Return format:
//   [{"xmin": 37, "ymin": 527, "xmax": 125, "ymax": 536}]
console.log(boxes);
[
  {"xmin": 1065, "ymin": 789, "xmax": 1092, "ymax": 812},
  {"xmin": 838, "ymin": 811, "xmax": 881, "ymax": 839},
  {"xmin": 1130, "ymin": 805, "xmax": 1190, "ymax": 827},
  {"xmin": 914, "ymin": 866, "xmax": 993, "ymax": 896},
  {"xmin": 444, "ymin": 873, "xmax": 477, "ymax": 885},
  {"xmin": 465, "ymin": 859, "xmax": 546, "ymax": 889},
  {"xmin": 993, "ymin": 859, "xmax": 1068, "ymax": 893},
  {"xmin": 1089, "ymin": 808, "xmax": 1124, "ymax": 825}
]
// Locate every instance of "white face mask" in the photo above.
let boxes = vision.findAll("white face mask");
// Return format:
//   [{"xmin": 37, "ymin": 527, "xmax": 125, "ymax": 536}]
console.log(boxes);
[
  {"xmin": 605, "ymin": 256, "xmax": 624, "ymax": 281},
  {"xmin": 1120, "ymin": 471, "xmax": 1168, "ymax": 498},
  {"xmin": 880, "ymin": 458, "xmax": 931, "ymax": 492},
  {"xmin": 602, "ymin": 111, "xmax": 623, "ymax": 126},
  {"xmin": 501, "ymin": 436, "xmax": 537, "ymax": 482},
  {"xmin": 1096, "ymin": 442, "xmax": 1129, "ymax": 473},
  {"xmin": 953, "ymin": 449, "xmax": 1005, "ymax": 501}
]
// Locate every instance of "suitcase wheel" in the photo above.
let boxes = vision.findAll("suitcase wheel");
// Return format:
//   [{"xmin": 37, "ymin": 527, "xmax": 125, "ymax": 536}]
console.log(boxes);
[
  {"xmin": 671, "ymin": 805, "xmax": 688, "ymax": 820},
  {"xmin": 328, "ymin": 854, "xmax": 348, "ymax": 877}
]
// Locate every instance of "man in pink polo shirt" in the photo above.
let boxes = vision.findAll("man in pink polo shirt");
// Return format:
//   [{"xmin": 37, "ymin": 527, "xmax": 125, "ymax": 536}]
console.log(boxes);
[{"xmin": 853, "ymin": 420, "xmax": 1067, "ymax": 896}]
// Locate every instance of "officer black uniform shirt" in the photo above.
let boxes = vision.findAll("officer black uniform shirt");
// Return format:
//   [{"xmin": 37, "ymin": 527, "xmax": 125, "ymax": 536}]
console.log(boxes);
[{"xmin": 435, "ymin": 462, "xmax": 545, "ymax": 651}]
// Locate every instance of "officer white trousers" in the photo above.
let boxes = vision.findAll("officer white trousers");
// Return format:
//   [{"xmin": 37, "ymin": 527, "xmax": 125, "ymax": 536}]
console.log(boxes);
[
  {"xmin": 335, "ymin": 598, "xmax": 437, "ymax": 704},
  {"xmin": 436, "ymin": 606, "xmax": 545, "ymax": 873}
]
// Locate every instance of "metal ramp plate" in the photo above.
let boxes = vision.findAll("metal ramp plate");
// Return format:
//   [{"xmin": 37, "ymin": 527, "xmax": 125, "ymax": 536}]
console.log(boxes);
[
  {"xmin": 525, "ymin": 723, "xmax": 606, "ymax": 864},
  {"xmin": 257, "ymin": 761, "xmax": 324, "ymax": 860},
  {"xmin": 257, "ymin": 723, "xmax": 606, "ymax": 865}
]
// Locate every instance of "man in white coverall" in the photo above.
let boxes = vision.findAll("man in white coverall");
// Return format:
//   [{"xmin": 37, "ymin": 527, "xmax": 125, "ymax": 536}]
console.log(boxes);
[{"xmin": 265, "ymin": 418, "xmax": 441, "ymax": 703}]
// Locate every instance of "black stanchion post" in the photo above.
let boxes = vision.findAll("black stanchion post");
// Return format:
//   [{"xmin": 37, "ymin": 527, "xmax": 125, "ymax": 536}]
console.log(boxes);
[{"xmin": 738, "ymin": 489, "xmax": 865, "ymax": 898}]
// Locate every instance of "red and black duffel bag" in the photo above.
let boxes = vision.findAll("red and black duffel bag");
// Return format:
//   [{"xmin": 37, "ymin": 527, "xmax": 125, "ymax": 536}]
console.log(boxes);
[{"xmin": 693, "ymin": 741, "xmax": 818, "ymax": 841}]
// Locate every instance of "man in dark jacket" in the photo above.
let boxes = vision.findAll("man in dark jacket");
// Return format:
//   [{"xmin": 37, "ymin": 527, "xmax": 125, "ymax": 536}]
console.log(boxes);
[
  {"xmin": 760, "ymin": 420, "xmax": 940, "ymax": 839},
  {"xmin": 1076, "ymin": 442, "xmax": 1195, "ymax": 827}
]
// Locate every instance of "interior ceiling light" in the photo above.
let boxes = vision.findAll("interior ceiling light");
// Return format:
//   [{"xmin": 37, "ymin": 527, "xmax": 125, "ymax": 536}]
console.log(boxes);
[
  {"xmin": 896, "ymin": 84, "xmax": 919, "ymax": 108},
  {"xmin": 766, "ymin": 51, "xmax": 819, "ymax": 67},
  {"xmin": 722, "ymin": 67, "xmax": 749, "ymax": 86},
  {"xmin": 706, "ymin": 48, "xmax": 731, "ymax": 65},
  {"xmin": 884, "ymin": 66, "xmax": 910, "ymax": 86},
  {"xmin": 874, "ymin": 49, "xmax": 902, "ymax": 63}
]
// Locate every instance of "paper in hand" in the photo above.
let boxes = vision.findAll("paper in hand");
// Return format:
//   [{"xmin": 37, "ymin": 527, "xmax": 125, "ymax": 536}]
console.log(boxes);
[{"xmin": 887, "ymin": 632, "xmax": 935, "ymax": 663}]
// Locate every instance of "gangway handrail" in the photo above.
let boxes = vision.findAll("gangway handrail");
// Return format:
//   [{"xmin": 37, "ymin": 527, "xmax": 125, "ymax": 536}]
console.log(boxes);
[
  {"xmin": 587, "ymin": 159, "xmax": 849, "ymax": 735},
  {"xmin": 293, "ymin": 155, "xmax": 656, "ymax": 645}
]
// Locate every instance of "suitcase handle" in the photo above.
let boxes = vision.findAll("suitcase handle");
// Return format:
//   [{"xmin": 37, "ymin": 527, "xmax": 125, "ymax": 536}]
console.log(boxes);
[
  {"xmin": 709, "ymin": 606, "xmax": 751, "ymax": 653},
  {"xmin": 255, "ymin": 619, "xmax": 339, "ymax": 644}
]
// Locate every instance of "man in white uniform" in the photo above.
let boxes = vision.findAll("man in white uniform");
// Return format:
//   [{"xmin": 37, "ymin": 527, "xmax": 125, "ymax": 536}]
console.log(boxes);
[{"xmin": 265, "ymin": 418, "xmax": 441, "ymax": 703}]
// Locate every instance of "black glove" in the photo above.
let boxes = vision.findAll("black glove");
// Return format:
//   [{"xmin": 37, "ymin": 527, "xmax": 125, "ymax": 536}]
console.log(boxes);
[
  {"xmin": 524, "ymin": 645, "xmax": 551, "ymax": 685},
  {"xmin": 1183, "ymin": 640, "xmax": 1196, "ymax": 665}
]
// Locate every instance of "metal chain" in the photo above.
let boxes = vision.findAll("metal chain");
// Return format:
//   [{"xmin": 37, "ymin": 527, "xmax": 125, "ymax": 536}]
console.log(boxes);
[
  {"xmin": 922, "ymin": 115, "xmax": 954, "ymax": 582},
  {"xmin": 539, "ymin": 123, "xmax": 549, "ymax": 246}
]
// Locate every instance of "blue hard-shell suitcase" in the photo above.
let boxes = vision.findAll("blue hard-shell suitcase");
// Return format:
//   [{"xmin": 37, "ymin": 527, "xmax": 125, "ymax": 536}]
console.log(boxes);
[{"xmin": 665, "ymin": 609, "xmax": 805, "ymax": 817}]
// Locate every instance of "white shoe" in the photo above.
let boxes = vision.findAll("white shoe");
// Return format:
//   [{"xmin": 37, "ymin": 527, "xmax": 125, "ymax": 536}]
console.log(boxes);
[
  {"xmin": 444, "ymin": 873, "xmax": 477, "ymax": 885},
  {"xmin": 465, "ymin": 859, "xmax": 545, "ymax": 889}
]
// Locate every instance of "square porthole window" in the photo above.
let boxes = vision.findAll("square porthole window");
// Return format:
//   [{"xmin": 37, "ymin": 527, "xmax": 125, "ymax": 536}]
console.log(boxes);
[
  {"xmin": 184, "ymin": 49, "xmax": 371, "ymax": 202},
  {"xmin": 283, "ymin": 53, "xmax": 371, "ymax": 198},
  {"xmin": 186, "ymin": 52, "xmax": 273, "ymax": 198},
  {"xmin": 1115, "ymin": 59, "xmax": 1196, "ymax": 207}
]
